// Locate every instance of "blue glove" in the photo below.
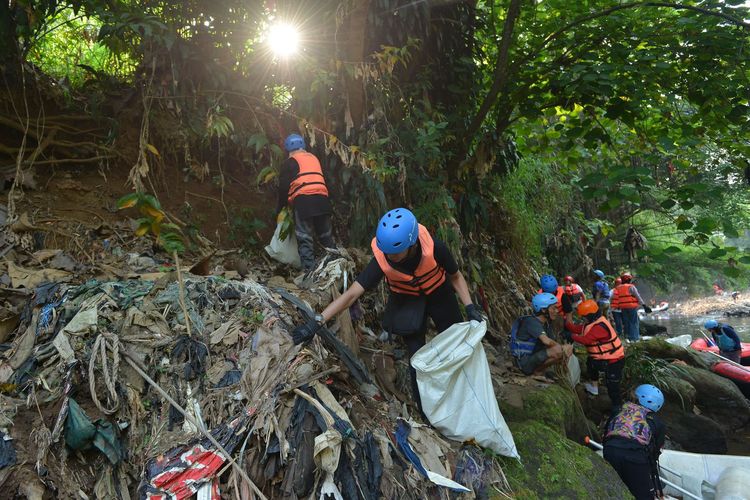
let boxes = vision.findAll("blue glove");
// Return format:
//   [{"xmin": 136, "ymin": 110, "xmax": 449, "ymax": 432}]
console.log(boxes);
[{"xmin": 466, "ymin": 304, "xmax": 484, "ymax": 323}]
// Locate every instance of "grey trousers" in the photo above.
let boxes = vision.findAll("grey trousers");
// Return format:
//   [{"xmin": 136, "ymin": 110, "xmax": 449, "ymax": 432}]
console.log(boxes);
[{"xmin": 294, "ymin": 210, "xmax": 334, "ymax": 270}]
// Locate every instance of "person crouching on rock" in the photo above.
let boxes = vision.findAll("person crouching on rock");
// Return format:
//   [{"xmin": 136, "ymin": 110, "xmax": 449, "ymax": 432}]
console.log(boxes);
[
  {"xmin": 603, "ymin": 384, "xmax": 666, "ymax": 500},
  {"xmin": 291, "ymin": 207, "xmax": 483, "ymax": 411},
  {"xmin": 704, "ymin": 319, "xmax": 742, "ymax": 364},
  {"xmin": 564, "ymin": 300, "xmax": 625, "ymax": 406},
  {"xmin": 509, "ymin": 293, "xmax": 573, "ymax": 376}
]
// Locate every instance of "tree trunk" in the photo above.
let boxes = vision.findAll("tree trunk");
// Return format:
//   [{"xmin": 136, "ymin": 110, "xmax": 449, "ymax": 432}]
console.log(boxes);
[
  {"xmin": 0, "ymin": 1, "xmax": 20, "ymax": 82},
  {"xmin": 337, "ymin": 0, "xmax": 371, "ymax": 134}
]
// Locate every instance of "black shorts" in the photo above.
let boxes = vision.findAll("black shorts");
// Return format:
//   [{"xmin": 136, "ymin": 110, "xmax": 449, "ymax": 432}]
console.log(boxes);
[{"xmin": 516, "ymin": 349, "xmax": 549, "ymax": 375}]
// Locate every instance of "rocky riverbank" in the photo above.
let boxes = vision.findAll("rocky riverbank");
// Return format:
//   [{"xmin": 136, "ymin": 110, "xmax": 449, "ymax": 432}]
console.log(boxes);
[{"xmin": 673, "ymin": 293, "xmax": 750, "ymax": 317}]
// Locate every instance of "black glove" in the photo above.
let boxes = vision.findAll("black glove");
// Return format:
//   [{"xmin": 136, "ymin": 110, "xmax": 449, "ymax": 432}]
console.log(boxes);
[
  {"xmin": 466, "ymin": 304, "xmax": 484, "ymax": 323},
  {"xmin": 643, "ymin": 305, "xmax": 653, "ymax": 314},
  {"xmin": 562, "ymin": 329, "xmax": 573, "ymax": 343},
  {"xmin": 292, "ymin": 319, "xmax": 322, "ymax": 345}
]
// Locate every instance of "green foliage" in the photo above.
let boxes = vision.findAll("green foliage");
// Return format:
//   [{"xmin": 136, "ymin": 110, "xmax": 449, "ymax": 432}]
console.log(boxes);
[
  {"xmin": 623, "ymin": 343, "xmax": 691, "ymax": 396},
  {"xmin": 228, "ymin": 207, "xmax": 266, "ymax": 249},
  {"xmin": 25, "ymin": 8, "xmax": 137, "ymax": 87},
  {"xmin": 8, "ymin": 0, "xmax": 750, "ymax": 288},
  {"xmin": 116, "ymin": 192, "xmax": 185, "ymax": 254},
  {"xmin": 633, "ymin": 211, "xmax": 750, "ymax": 294}
]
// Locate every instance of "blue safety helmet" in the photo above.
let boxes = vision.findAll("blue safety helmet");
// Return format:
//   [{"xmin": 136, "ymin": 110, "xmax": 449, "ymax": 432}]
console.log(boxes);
[
  {"xmin": 635, "ymin": 384, "xmax": 664, "ymax": 412},
  {"xmin": 284, "ymin": 133, "xmax": 305, "ymax": 152},
  {"xmin": 540, "ymin": 274, "xmax": 558, "ymax": 293},
  {"xmin": 532, "ymin": 293, "xmax": 558, "ymax": 313},
  {"xmin": 704, "ymin": 319, "xmax": 719, "ymax": 330},
  {"xmin": 375, "ymin": 208, "xmax": 419, "ymax": 254},
  {"xmin": 593, "ymin": 269, "xmax": 605, "ymax": 279}
]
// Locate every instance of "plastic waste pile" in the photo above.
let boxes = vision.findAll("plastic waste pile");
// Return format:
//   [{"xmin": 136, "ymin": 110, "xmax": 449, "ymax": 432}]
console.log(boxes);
[{"xmin": 0, "ymin": 247, "xmax": 516, "ymax": 499}]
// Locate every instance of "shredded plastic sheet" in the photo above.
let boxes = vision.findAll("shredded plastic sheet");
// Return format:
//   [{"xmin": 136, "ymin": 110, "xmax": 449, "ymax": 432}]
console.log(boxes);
[
  {"xmin": 142, "ymin": 415, "xmax": 249, "ymax": 499},
  {"xmin": 394, "ymin": 419, "xmax": 470, "ymax": 492}
]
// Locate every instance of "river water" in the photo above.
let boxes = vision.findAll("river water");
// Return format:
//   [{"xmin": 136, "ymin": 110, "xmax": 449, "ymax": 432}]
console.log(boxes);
[
  {"xmin": 642, "ymin": 311, "xmax": 750, "ymax": 342},
  {"xmin": 641, "ymin": 311, "xmax": 750, "ymax": 456}
]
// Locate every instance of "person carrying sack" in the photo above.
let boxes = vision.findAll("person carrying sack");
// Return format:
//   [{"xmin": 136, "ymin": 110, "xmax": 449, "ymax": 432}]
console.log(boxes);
[
  {"xmin": 276, "ymin": 133, "xmax": 335, "ymax": 271},
  {"xmin": 290, "ymin": 208, "xmax": 482, "ymax": 410}
]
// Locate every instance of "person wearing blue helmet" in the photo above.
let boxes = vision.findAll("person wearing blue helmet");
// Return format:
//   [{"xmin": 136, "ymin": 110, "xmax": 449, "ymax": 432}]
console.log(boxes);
[
  {"xmin": 276, "ymin": 133, "xmax": 334, "ymax": 271},
  {"xmin": 704, "ymin": 319, "xmax": 742, "ymax": 363},
  {"xmin": 292, "ymin": 208, "xmax": 481, "ymax": 408},
  {"xmin": 603, "ymin": 384, "xmax": 666, "ymax": 500},
  {"xmin": 591, "ymin": 269, "xmax": 611, "ymax": 318},
  {"xmin": 509, "ymin": 293, "xmax": 573, "ymax": 376}
]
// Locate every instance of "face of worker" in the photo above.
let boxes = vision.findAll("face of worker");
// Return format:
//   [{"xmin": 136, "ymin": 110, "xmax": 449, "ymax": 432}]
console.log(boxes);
[
  {"xmin": 547, "ymin": 305, "xmax": 559, "ymax": 320},
  {"xmin": 386, "ymin": 247, "xmax": 411, "ymax": 263}
]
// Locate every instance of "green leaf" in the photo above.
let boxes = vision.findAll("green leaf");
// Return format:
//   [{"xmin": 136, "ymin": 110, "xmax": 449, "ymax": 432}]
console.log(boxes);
[
  {"xmin": 724, "ymin": 267, "xmax": 741, "ymax": 278},
  {"xmin": 694, "ymin": 217, "xmax": 717, "ymax": 234},
  {"xmin": 663, "ymin": 246, "xmax": 682, "ymax": 254},
  {"xmin": 116, "ymin": 192, "xmax": 140, "ymax": 209},
  {"xmin": 247, "ymin": 133, "xmax": 269, "ymax": 153},
  {"xmin": 722, "ymin": 221, "xmax": 739, "ymax": 239},
  {"xmin": 676, "ymin": 219, "xmax": 693, "ymax": 230},
  {"xmin": 708, "ymin": 247, "xmax": 727, "ymax": 259},
  {"xmin": 143, "ymin": 194, "xmax": 161, "ymax": 210},
  {"xmin": 739, "ymin": 256, "xmax": 750, "ymax": 265},
  {"xmin": 660, "ymin": 199, "xmax": 676, "ymax": 209}
]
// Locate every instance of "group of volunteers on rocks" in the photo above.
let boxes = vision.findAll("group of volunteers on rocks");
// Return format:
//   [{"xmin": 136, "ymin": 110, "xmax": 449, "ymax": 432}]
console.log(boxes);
[
  {"xmin": 277, "ymin": 133, "xmax": 667, "ymax": 499},
  {"xmin": 510, "ymin": 271, "xmax": 665, "ymax": 499}
]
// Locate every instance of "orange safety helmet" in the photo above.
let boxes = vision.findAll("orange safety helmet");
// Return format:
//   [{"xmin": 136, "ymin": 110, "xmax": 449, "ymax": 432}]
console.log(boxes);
[
  {"xmin": 564, "ymin": 275, "xmax": 574, "ymax": 283},
  {"xmin": 577, "ymin": 299, "xmax": 599, "ymax": 316}
]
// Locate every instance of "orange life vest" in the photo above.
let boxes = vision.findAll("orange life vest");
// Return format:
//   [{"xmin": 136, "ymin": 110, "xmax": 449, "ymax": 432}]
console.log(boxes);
[
  {"xmin": 287, "ymin": 151, "xmax": 329, "ymax": 203},
  {"xmin": 614, "ymin": 283, "xmax": 639, "ymax": 310},
  {"xmin": 610, "ymin": 287, "xmax": 621, "ymax": 309},
  {"xmin": 371, "ymin": 225, "xmax": 446, "ymax": 296},
  {"xmin": 537, "ymin": 286, "xmax": 565, "ymax": 316},
  {"xmin": 564, "ymin": 284, "xmax": 585, "ymax": 302},
  {"xmin": 583, "ymin": 317, "xmax": 624, "ymax": 361}
]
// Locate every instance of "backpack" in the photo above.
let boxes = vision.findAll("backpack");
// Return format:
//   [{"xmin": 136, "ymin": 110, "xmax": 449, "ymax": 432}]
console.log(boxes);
[
  {"xmin": 595, "ymin": 280, "xmax": 610, "ymax": 298},
  {"xmin": 717, "ymin": 329, "xmax": 737, "ymax": 352},
  {"xmin": 509, "ymin": 315, "xmax": 536, "ymax": 358},
  {"xmin": 604, "ymin": 402, "xmax": 653, "ymax": 446}
]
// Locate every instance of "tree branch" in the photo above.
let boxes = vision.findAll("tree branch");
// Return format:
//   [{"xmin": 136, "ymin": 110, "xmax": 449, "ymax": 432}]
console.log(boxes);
[{"xmin": 465, "ymin": 0, "xmax": 522, "ymax": 141}]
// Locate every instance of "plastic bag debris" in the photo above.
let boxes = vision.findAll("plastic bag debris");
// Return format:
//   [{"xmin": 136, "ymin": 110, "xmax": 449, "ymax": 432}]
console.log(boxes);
[
  {"xmin": 265, "ymin": 220, "xmax": 301, "ymax": 268},
  {"xmin": 64, "ymin": 398, "xmax": 122, "ymax": 464},
  {"xmin": 0, "ymin": 430, "xmax": 16, "ymax": 468}
]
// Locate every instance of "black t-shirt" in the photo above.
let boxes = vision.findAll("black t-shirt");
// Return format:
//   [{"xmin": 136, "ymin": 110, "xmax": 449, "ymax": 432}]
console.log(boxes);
[
  {"xmin": 516, "ymin": 316, "xmax": 550, "ymax": 353},
  {"xmin": 560, "ymin": 293, "xmax": 573, "ymax": 314},
  {"xmin": 355, "ymin": 238, "xmax": 459, "ymax": 291},
  {"xmin": 276, "ymin": 156, "xmax": 331, "ymax": 217}
]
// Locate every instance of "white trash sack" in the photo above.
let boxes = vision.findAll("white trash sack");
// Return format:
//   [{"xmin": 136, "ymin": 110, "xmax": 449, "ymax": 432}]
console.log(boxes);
[
  {"xmin": 411, "ymin": 320, "xmax": 519, "ymax": 459},
  {"xmin": 567, "ymin": 353, "xmax": 581, "ymax": 388},
  {"xmin": 265, "ymin": 221, "xmax": 301, "ymax": 268}
]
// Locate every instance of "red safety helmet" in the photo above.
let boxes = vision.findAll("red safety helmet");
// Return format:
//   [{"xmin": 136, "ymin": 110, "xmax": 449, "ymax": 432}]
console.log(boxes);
[
  {"xmin": 615, "ymin": 277, "xmax": 622, "ymax": 285},
  {"xmin": 621, "ymin": 272, "xmax": 633, "ymax": 283},
  {"xmin": 564, "ymin": 275, "xmax": 574, "ymax": 283}
]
